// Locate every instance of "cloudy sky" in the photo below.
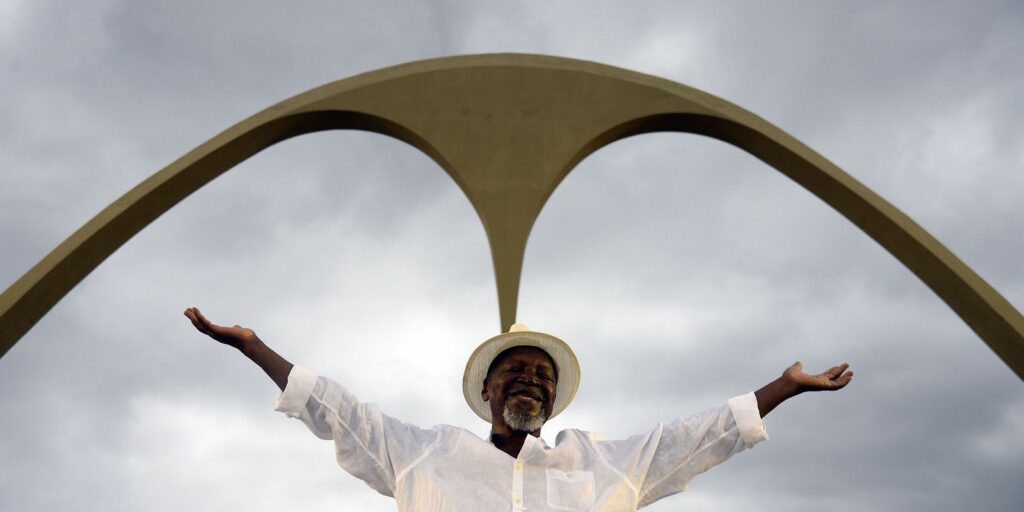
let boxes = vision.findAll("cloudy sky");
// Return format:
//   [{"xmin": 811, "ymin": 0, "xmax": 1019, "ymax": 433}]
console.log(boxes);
[{"xmin": 2, "ymin": 1, "xmax": 1022, "ymax": 511}]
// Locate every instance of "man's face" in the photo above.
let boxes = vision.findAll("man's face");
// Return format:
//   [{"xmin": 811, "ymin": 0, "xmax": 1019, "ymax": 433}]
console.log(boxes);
[{"xmin": 482, "ymin": 346, "xmax": 558, "ymax": 432}]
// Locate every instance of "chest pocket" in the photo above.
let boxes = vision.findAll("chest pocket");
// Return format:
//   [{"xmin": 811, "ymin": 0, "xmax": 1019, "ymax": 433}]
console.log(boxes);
[{"xmin": 545, "ymin": 468, "xmax": 595, "ymax": 511}]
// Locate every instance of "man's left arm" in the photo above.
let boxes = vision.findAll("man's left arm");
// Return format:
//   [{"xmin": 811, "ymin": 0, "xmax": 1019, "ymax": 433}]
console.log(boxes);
[
  {"xmin": 628, "ymin": 361, "xmax": 852, "ymax": 507},
  {"xmin": 754, "ymin": 362, "xmax": 853, "ymax": 417}
]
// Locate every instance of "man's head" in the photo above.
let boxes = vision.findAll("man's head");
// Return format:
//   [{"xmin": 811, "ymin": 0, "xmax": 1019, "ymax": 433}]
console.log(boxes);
[
  {"xmin": 481, "ymin": 346, "xmax": 558, "ymax": 434},
  {"xmin": 461, "ymin": 324, "xmax": 580, "ymax": 430}
]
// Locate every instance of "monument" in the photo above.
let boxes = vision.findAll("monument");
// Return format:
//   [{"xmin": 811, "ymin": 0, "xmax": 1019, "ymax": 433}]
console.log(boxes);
[{"xmin": 0, "ymin": 53, "xmax": 1021, "ymax": 379}]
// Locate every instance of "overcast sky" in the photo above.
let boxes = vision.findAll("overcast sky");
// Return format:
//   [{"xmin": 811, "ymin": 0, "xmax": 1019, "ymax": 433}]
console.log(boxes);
[{"xmin": 2, "ymin": 1, "xmax": 1022, "ymax": 511}]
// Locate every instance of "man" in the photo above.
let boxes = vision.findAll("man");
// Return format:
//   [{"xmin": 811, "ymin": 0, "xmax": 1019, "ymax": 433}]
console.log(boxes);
[{"xmin": 184, "ymin": 307, "xmax": 852, "ymax": 511}]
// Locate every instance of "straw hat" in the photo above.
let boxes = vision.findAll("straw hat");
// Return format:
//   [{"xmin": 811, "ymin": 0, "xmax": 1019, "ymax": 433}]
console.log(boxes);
[{"xmin": 462, "ymin": 323, "xmax": 581, "ymax": 423}]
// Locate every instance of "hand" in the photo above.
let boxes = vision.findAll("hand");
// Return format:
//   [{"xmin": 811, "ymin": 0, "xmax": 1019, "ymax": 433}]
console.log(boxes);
[
  {"xmin": 183, "ymin": 306, "xmax": 260, "ymax": 351},
  {"xmin": 782, "ymin": 361, "xmax": 853, "ymax": 393}
]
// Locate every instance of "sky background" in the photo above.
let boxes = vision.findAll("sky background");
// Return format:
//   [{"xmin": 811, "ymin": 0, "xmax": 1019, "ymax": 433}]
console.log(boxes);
[{"xmin": 2, "ymin": 1, "xmax": 1023, "ymax": 511}]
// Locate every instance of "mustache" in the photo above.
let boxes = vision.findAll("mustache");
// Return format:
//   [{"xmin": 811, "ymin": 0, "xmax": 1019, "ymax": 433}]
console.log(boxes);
[{"xmin": 506, "ymin": 386, "xmax": 546, "ymax": 401}]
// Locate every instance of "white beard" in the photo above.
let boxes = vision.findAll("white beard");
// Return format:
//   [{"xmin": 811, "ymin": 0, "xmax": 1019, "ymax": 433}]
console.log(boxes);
[{"xmin": 503, "ymin": 405, "xmax": 547, "ymax": 433}]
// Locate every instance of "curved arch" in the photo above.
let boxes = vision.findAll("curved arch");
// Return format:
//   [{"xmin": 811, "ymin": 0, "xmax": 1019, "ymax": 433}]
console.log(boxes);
[
  {"xmin": 0, "ymin": 109, "xmax": 453, "ymax": 356},
  {"xmin": 563, "ymin": 113, "xmax": 1024, "ymax": 378},
  {"xmin": 1, "ymin": 53, "xmax": 1021, "ymax": 379}
]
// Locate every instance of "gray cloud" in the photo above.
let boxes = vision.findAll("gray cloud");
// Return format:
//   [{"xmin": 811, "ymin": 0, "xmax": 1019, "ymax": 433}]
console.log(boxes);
[{"xmin": 2, "ymin": 1, "xmax": 1022, "ymax": 511}]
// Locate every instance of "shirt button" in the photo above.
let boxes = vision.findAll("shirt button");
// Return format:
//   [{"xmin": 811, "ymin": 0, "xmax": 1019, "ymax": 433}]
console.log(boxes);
[
  {"xmin": 514, "ymin": 498, "xmax": 522, "ymax": 504},
  {"xmin": 515, "ymin": 463, "xmax": 523, "ymax": 470}
]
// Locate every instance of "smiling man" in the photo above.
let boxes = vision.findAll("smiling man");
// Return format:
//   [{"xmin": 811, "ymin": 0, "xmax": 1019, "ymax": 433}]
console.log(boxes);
[
  {"xmin": 185, "ymin": 307, "xmax": 852, "ymax": 511},
  {"xmin": 485, "ymin": 346, "xmax": 556, "ymax": 434}
]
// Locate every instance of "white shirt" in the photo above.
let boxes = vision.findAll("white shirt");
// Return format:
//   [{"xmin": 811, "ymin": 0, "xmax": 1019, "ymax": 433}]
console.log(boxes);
[{"xmin": 275, "ymin": 366, "xmax": 768, "ymax": 511}]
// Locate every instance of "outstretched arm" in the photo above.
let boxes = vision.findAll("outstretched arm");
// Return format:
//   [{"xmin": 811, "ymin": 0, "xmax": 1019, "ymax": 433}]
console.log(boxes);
[
  {"xmin": 754, "ymin": 362, "xmax": 853, "ymax": 417},
  {"xmin": 184, "ymin": 306, "xmax": 293, "ymax": 391}
]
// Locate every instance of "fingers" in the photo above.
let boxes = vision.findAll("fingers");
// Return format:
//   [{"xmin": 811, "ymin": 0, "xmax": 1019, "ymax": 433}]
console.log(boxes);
[
  {"xmin": 183, "ymin": 307, "xmax": 254, "ymax": 351},
  {"xmin": 193, "ymin": 307, "xmax": 212, "ymax": 328},
  {"xmin": 183, "ymin": 307, "xmax": 204, "ymax": 332},
  {"xmin": 183, "ymin": 307, "xmax": 202, "ymax": 328},
  {"xmin": 823, "ymin": 366, "xmax": 854, "ymax": 390},
  {"xmin": 183, "ymin": 306, "xmax": 218, "ymax": 336},
  {"xmin": 788, "ymin": 361, "xmax": 854, "ymax": 391},
  {"xmin": 823, "ymin": 363, "xmax": 849, "ymax": 380}
]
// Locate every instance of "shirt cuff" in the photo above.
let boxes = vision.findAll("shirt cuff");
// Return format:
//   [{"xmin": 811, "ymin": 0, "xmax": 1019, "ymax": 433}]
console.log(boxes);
[
  {"xmin": 727, "ymin": 392, "xmax": 769, "ymax": 446},
  {"xmin": 274, "ymin": 365, "xmax": 318, "ymax": 418}
]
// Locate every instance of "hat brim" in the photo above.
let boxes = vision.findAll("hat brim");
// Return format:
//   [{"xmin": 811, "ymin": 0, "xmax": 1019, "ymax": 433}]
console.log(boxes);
[{"xmin": 462, "ymin": 330, "xmax": 580, "ymax": 423}]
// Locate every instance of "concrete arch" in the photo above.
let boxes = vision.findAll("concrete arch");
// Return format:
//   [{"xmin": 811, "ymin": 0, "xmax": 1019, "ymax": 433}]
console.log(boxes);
[{"xmin": 1, "ymin": 53, "xmax": 1021, "ymax": 378}]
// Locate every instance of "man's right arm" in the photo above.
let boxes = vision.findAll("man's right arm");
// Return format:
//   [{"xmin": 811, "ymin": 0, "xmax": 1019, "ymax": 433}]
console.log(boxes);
[
  {"xmin": 183, "ymin": 306, "xmax": 292, "ymax": 391},
  {"xmin": 185, "ymin": 307, "xmax": 438, "ymax": 497}
]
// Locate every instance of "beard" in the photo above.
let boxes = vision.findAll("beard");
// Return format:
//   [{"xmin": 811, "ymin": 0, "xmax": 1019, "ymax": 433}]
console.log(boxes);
[{"xmin": 503, "ymin": 405, "xmax": 547, "ymax": 433}]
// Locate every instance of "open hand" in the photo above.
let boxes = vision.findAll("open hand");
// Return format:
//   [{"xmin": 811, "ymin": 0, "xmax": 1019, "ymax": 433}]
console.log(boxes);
[
  {"xmin": 183, "ymin": 307, "xmax": 259, "ymax": 351},
  {"xmin": 783, "ymin": 361, "xmax": 853, "ymax": 393}
]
